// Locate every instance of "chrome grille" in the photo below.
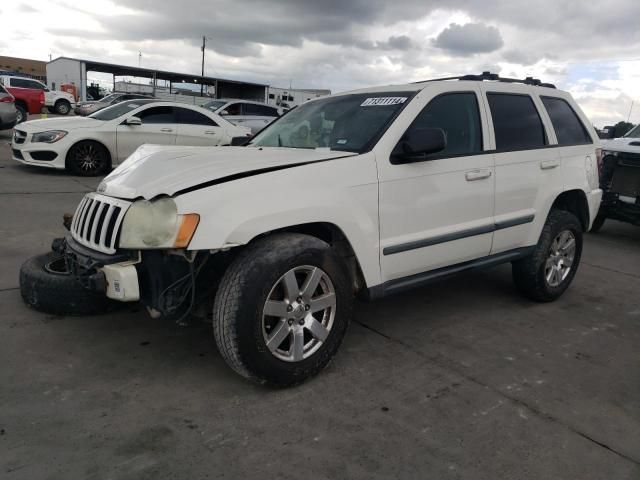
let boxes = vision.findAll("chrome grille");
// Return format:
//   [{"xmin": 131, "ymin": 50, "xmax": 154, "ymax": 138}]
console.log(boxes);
[
  {"xmin": 13, "ymin": 130, "xmax": 26, "ymax": 144},
  {"xmin": 70, "ymin": 193, "xmax": 131, "ymax": 254}
]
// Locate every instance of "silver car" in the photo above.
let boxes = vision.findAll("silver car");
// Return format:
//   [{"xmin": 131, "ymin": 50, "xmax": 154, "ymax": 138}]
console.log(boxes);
[
  {"xmin": 0, "ymin": 84, "xmax": 18, "ymax": 130},
  {"xmin": 202, "ymin": 99, "xmax": 280, "ymax": 134},
  {"xmin": 75, "ymin": 93, "xmax": 155, "ymax": 116}
]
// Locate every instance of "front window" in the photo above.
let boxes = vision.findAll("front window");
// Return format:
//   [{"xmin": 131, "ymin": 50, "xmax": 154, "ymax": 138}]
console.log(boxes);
[
  {"xmin": 89, "ymin": 100, "xmax": 155, "ymax": 120},
  {"xmin": 624, "ymin": 124, "xmax": 640, "ymax": 138},
  {"xmin": 249, "ymin": 92, "xmax": 415, "ymax": 153}
]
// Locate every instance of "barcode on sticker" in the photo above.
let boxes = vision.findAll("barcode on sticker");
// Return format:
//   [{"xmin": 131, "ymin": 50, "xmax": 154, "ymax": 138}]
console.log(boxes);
[{"xmin": 361, "ymin": 97, "xmax": 407, "ymax": 107}]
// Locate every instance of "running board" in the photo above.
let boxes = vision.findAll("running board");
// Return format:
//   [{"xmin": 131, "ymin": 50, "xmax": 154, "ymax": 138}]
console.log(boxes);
[{"xmin": 367, "ymin": 247, "xmax": 535, "ymax": 300}]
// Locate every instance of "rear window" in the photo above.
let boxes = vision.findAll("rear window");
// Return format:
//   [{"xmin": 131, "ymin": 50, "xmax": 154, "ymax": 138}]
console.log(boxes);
[
  {"xmin": 487, "ymin": 93, "xmax": 547, "ymax": 151},
  {"xmin": 541, "ymin": 97, "xmax": 592, "ymax": 145},
  {"xmin": 244, "ymin": 103, "xmax": 279, "ymax": 117}
]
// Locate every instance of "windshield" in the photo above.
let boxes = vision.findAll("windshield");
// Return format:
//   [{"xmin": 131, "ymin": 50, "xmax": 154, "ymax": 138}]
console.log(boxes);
[
  {"xmin": 89, "ymin": 100, "xmax": 155, "ymax": 120},
  {"xmin": 203, "ymin": 100, "xmax": 227, "ymax": 111},
  {"xmin": 623, "ymin": 124, "xmax": 640, "ymax": 138},
  {"xmin": 249, "ymin": 92, "xmax": 414, "ymax": 153},
  {"xmin": 98, "ymin": 94, "xmax": 120, "ymax": 103}
]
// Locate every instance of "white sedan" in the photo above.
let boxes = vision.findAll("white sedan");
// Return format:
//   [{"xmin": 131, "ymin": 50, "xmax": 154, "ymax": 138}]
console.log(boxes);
[{"xmin": 11, "ymin": 100, "xmax": 252, "ymax": 176}]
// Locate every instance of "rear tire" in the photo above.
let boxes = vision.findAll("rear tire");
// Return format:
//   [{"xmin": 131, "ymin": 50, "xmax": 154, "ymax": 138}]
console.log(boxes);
[
  {"xmin": 54, "ymin": 100, "xmax": 71, "ymax": 115},
  {"xmin": 15, "ymin": 104, "xmax": 27, "ymax": 124},
  {"xmin": 512, "ymin": 209, "xmax": 583, "ymax": 302},
  {"xmin": 213, "ymin": 233, "xmax": 353, "ymax": 386},
  {"xmin": 20, "ymin": 252, "xmax": 118, "ymax": 315},
  {"xmin": 66, "ymin": 140, "xmax": 110, "ymax": 176}
]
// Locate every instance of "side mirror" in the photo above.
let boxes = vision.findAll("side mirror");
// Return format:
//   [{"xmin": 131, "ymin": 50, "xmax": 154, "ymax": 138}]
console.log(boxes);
[
  {"xmin": 125, "ymin": 116, "xmax": 142, "ymax": 126},
  {"xmin": 230, "ymin": 136, "xmax": 252, "ymax": 146},
  {"xmin": 390, "ymin": 127, "xmax": 447, "ymax": 164}
]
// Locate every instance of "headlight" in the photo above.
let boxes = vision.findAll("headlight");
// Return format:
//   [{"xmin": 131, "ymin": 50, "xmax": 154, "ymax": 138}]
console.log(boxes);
[
  {"xmin": 31, "ymin": 130, "xmax": 68, "ymax": 143},
  {"xmin": 119, "ymin": 197, "xmax": 199, "ymax": 249}
]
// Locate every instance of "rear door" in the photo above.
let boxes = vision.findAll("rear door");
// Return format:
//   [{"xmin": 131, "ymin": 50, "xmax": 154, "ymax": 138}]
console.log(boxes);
[
  {"xmin": 175, "ymin": 107, "xmax": 225, "ymax": 145},
  {"xmin": 480, "ymin": 87, "xmax": 562, "ymax": 254},
  {"xmin": 115, "ymin": 105, "xmax": 177, "ymax": 162}
]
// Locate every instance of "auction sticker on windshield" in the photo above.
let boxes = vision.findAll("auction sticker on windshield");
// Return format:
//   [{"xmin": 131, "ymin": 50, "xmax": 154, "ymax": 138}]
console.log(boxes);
[{"xmin": 360, "ymin": 97, "xmax": 407, "ymax": 107}]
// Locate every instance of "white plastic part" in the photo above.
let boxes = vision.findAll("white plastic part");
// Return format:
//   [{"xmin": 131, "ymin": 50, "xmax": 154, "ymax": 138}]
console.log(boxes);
[{"xmin": 101, "ymin": 263, "xmax": 140, "ymax": 302}]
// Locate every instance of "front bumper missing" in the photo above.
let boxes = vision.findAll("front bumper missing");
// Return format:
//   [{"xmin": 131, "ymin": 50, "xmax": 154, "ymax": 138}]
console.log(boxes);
[{"xmin": 61, "ymin": 236, "xmax": 141, "ymax": 302}]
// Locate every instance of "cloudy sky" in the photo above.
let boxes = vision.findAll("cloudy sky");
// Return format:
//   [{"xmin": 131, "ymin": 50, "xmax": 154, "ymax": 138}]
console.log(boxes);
[{"xmin": 2, "ymin": 0, "xmax": 640, "ymax": 126}]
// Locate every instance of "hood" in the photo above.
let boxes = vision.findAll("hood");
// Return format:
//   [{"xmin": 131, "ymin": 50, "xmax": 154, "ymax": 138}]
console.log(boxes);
[
  {"xmin": 17, "ymin": 116, "xmax": 104, "ymax": 132},
  {"xmin": 601, "ymin": 137, "xmax": 640, "ymax": 155},
  {"xmin": 99, "ymin": 145, "xmax": 357, "ymax": 200}
]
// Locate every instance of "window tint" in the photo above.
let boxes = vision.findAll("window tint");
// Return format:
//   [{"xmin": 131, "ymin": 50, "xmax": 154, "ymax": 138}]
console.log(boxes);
[
  {"xmin": 224, "ymin": 103, "xmax": 242, "ymax": 115},
  {"xmin": 176, "ymin": 107, "xmax": 217, "ymax": 126},
  {"xmin": 138, "ymin": 106, "xmax": 175, "ymax": 124},
  {"xmin": 404, "ymin": 92, "xmax": 483, "ymax": 157},
  {"xmin": 244, "ymin": 103, "xmax": 278, "ymax": 116},
  {"xmin": 541, "ymin": 97, "xmax": 592, "ymax": 145},
  {"xmin": 487, "ymin": 93, "xmax": 546, "ymax": 150},
  {"xmin": 11, "ymin": 78, "xmax": 44, "ymax": 89}
]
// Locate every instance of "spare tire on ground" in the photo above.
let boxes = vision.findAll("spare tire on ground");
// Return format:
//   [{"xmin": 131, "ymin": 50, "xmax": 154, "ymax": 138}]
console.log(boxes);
[{"xmin": 20, "ymin": 252, "xmax": 118, "ymax": 315}]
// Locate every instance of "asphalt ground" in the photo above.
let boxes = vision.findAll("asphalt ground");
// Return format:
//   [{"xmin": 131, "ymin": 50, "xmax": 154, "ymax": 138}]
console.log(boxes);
[{"xmin": 1, "ymin": 123, "xmax": 639, "ymax": 479}]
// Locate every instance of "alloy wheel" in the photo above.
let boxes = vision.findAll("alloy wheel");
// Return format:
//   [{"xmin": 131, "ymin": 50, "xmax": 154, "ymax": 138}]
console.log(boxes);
[
  {"xmin": 545, "ymin": 230, "xmax": 576, "ymax": 287},
  {"xmin": 72, "ymin": 143, "xmax": 104, "ymax": 174},
  {"xmin": 262, "ymin": 265, "xmax": 336, "ymax": 362}
]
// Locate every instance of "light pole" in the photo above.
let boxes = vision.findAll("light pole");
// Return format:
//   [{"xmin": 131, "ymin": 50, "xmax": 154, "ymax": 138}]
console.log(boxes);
[{"xmin": 201, "ymin": 36, "xmax": 205, "ymax": 97}]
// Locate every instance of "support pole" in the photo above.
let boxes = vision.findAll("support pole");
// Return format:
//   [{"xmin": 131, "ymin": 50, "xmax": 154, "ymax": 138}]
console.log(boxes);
[{"xmin": 201, "ymin": 35, "xmax": 206, "ymax": 97}]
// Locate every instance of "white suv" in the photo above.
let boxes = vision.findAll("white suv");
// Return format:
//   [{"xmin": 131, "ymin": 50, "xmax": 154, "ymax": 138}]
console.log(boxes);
[{"xmin": 21, "ymin": 72, "xmax": 602, "ymax": 386}]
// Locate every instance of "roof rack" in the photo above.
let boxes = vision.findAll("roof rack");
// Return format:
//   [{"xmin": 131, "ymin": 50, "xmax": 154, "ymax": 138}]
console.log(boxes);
[{"xmin": 413, "ymin": 71, "xmax": 556, "ymax": 89}]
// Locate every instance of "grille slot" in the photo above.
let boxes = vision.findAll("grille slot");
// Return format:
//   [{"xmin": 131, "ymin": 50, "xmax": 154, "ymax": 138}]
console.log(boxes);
[
  {"xmin": 13, "ymin": 130, "xmax": 26, "ymax": 144},
  {"xmin": 70, "ymin": 193, "xmax": 131, "ymax": 254}
]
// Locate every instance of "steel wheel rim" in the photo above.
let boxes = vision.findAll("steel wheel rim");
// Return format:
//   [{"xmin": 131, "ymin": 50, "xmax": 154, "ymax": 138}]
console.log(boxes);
[
  {"xmin": 73, "ymin": 143, "xmax": 103, "ymax": 173},
  {"xmin": 16, "ymin": 110, "xmax": 23, "ymax": 123},
  {"xmin": 262, "ymin": 265, "xmax": 336, "ymax": 362},
  {"xmin": 58, "ymin": 103, "xmax": 69, "ymax": 114},
  {"xmin": 545, "ymin": 230, "xmax": 576, "ymax": 287}
]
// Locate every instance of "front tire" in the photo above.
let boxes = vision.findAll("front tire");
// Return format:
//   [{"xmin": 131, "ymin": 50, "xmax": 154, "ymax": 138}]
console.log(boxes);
[
  {"xmin": 66, "ymin": 140, "xmax": 110, "ymax": 176},
  {"xmin": 213, "ymin": 233, "xmax": 353, "ymax": 386},
  {"xmin": 512, "ymin": 209, "xmax": 583, "ymax": 302},
  {"xmin": 54, "ymin": 100, "xmax": 71, "ymax": 115}
]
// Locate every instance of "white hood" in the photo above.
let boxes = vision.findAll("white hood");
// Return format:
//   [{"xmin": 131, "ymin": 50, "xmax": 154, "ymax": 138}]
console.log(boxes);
[
  {"xmin": 17, "ymin": 116, "xmax": 104, "ymax": 132},
  {"xmin": 601, "ymin": 137, "xmax": 640, "ymax": 155},
  {"xmin": 98, "ymin": 145, "xmax": 357, "ymax": 200}
]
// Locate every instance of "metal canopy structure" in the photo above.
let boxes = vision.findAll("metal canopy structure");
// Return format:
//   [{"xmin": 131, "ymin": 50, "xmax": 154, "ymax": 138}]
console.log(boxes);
[{"xmin": 46, "ymin": 56, "xmax": 267, "ymax": 102}]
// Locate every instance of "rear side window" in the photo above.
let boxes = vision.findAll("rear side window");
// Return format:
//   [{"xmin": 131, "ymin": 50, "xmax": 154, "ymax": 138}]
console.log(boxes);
[
  {"xmin": 244, "ymin": 104, "xmax": 278, "ymax": 116},
  {"xmin": 176, "ymin": 107, "xmax": 217, "ymax": 126},
  {"xmin": 404, "ymin": 92, "xmax": 483, "ymax": 157},
  {"xmin": 541, "ymin": 97, "xmax": 592, "ymax": 145},
  {"xmin": 487, "ymin": 93, "xmax": 546, "ymax": 151},
  {"xmin": 138, "ymin": 106, "xmax": 175, "ymax": 124}
]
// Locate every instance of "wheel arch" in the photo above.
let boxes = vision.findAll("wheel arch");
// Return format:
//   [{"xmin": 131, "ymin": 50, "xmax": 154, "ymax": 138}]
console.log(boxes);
[{"xmin": 550, "ymin": 189, "xmax": 590, "ymax": 231}]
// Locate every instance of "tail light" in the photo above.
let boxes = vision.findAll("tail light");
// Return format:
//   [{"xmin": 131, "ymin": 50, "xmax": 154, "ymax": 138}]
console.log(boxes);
[
  {"xmin": 595, "ymin": 148, "xmax": 603, "ymax": 179},
  {"xmin": 0, "ymin": 94, "xmax": 13, "ymax": 103},
  {"xmin": 39, "ymin": 90, "xmax": 45, "ymax": 105}
]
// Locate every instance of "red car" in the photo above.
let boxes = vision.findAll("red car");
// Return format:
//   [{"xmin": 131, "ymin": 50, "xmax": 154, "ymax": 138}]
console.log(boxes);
[{"xmin": 0, "ymin": 77, "xmax": 45, "ymax": 123}]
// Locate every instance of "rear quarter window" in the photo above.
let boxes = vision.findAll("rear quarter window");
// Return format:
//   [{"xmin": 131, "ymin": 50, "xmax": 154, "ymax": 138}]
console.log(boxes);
[
  {"xmin": 541, "ymin": 96, "xmax": 592, "ymax": 146},
  {"xmin": 487, "ymin": 93, "xmax": 547, "ymax": 151}
]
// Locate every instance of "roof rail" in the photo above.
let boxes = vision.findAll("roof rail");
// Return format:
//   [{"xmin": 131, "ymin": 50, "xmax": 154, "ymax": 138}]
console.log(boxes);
[{"xmin": 413, "ymin": 71, "xmax": 556, "ymax": 89}]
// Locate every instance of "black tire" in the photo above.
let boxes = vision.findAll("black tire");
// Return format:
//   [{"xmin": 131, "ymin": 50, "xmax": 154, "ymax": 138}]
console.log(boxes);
[
  {"xmin": 20, "ymin": 252, "xmax": 118, "ymax": 315},
  {"xmin": 54, "ymin": 100, "xmax": 71, "ymax": 115},
  {"xmin": 590, "ymin": 212, "xmax": 606, "ymax": 233},
  {"xmin": 213, "ymin": 233, "xmax": 353, "ymax": 386},
  {"xmin": 47, "ymin": 107, "xmax": 56, "ymax": 114},
  {"xmin": 15, "ymin": 104, "xmax": 27, "ymax": 124},
  {"xmin": 66, "ymin": 140, "xmax": 111, "ymax": 176},
  {"xmin": 512, "ymin": 209, "xmax": 583, "ymax": 302}
]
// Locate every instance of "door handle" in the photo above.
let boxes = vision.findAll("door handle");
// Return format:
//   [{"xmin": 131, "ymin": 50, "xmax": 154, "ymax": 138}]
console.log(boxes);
[
  {"xmin": 204, "ymin": 131, "xmax": 217, "ymax": 135},
  {"xmin": 160, "ymin": 128, "xmax": 173, "ymax": 133},
  {"xmin": 465, "ymin": 169, "xmax": 492, "ymax": 181},
  {"xmin": 540, "ymin": 159, "xmax": 560, "ymax": 170}
]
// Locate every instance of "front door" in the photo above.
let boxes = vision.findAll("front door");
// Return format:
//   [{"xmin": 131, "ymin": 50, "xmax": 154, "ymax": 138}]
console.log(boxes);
[
  {"xmin": 116, "ymin": 106, "xmax": 177, "ymax": 162},
  {"xmin": 175, "ymin": 107, "xmax": 225, "ymax": 146},
  {"xmin": 378, "ymin": 87, "xmax": 495, "ymax": 282}
]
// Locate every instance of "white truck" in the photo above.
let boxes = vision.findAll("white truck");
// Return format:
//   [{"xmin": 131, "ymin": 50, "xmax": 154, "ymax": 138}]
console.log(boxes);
[
  {"xmin": 0, "ymin": 75, "xmax": 76, "ymax": 115},
  {"xmin": 20, "ymin": 72, "xmax": 602, "ymax": 386}
]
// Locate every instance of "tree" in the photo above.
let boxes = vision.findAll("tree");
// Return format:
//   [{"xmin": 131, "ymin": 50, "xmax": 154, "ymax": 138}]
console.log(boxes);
[{"xmin": 612, "ymin": 121, "xmax": 634, "ymax": 138}]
